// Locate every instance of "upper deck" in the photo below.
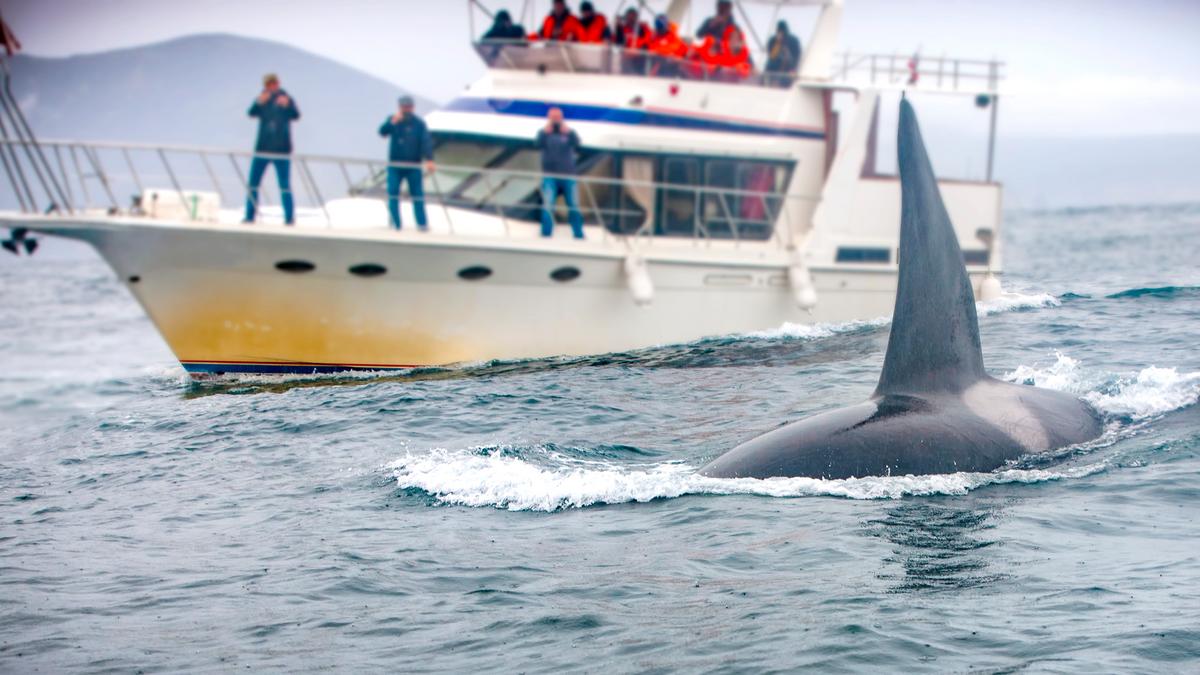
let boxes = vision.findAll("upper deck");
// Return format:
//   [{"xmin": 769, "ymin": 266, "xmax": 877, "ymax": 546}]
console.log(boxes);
[{"xmin": 467, "ymin": 0, "xmax": 1004, "ymax": 96}]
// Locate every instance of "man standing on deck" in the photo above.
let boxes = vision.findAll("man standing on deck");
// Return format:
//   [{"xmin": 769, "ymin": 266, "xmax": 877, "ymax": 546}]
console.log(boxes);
[
  {"xmin": 244, "ymin": 73, "xmax": 299, "ymax": 225},
  {"xmin": 378, "ymin": 95, "xmax": 435, "ymax": 231},
  {"xmin": 536, "ymin": 107, "xmax": 584, "ymax": 239}
]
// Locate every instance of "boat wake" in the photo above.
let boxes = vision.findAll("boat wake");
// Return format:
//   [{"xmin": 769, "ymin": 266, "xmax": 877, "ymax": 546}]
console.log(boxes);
[{"xmin": 388, "ymin": 356, "xmax": 1199, "ymax": 511}]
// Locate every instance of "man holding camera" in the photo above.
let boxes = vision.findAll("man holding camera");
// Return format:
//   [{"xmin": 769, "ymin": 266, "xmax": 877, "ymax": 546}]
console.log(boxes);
[
  {"xmin": 244, "ymin": 73, "xmax": 299, "ymax": 225},
  {"xmin": 536, "ymin": 107, "xmax": 584, "ymax": 239},
  {"xmin": 378, "ymin": 95, "xmax": 435, "ymax": 231}
]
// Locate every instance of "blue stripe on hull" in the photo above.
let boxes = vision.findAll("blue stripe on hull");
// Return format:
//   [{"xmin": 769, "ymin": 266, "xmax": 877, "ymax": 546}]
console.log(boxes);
[
  {"xmin": 443, "ymin": 97, "xmax": 826, "ymax": 140},
  {"xmin": 183, "ymin": 363, "xmax": 412, "ymax": 376}
]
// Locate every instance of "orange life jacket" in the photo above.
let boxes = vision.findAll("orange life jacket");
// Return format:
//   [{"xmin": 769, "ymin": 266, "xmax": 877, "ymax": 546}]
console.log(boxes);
[
  {"xmin": 615, "ymin": 21, "xmax": 651, "ymax": 49},
  {"xmin": 647, "ymin": 22, "xmax": 688, "ymax": 59},
  {"xmin": 698, "ymin": 24, "xmax": 751, "ymax": 78},
  {"xmin": 531, "ymin": 13, "xmax": 583, "ymax": 41},
  {"xmin": 578, "ymin": 14, "xmax": 609, "ymax": 43}
]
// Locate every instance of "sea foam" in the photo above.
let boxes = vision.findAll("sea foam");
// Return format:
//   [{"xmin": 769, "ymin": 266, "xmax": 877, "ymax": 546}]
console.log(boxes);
[{"xmin": 386, "ymin": 448, "xmax": 1109, "ymax": 511}]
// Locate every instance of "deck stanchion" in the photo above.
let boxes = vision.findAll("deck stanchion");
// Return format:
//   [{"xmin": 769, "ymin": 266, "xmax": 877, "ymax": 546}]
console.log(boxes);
[
  {"xmin": 579, "ymin": 177, "xmax": 607, "ymax": 242},
  {"xmin": 298, "ymin": 157, "xmax": 330, "ymax": 226},
  {"xmin": 0, "ymin": 138, "xmax": 31, "ymax": 212},
  {"xmin": 0, "ymin": 116, "xmax": 39, "ymax": 213},
  {"xmin": 428, "ymin": 169, "xmax": 454, "ymax": 234},
  {"xmin": 68, "ymin": 145, "xmax": 92, "ymax": 208},
  {"xmin": 337, "ymin": 161, "xmax": 354, "ymax": 194},
  {"xmin": 52, "ymin": 144, "xmax": 75, "ymax": 209},
  {"xmin": 479, "ymin": 171, "xmax": 510, "ymax": 235},
  {"xmin": 120, "ymin": 147, "xmax": 144, "ymax": 200},
  {"xmin": 156, "ymin": 148, "xmax": 188, "ymax": 219},
  {"xmin": 199, "ymin": 152, "xmax": 224, "ymax": 205},
  {"xmin": 83, "ymin": 146, "xmax": 117, "ymax": 209}
]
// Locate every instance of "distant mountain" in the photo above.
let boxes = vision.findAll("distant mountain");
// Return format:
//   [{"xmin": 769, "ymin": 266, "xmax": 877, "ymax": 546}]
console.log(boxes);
[{"xmin": 8, "ymin": 33, "xmax": 434, "ymax": 159}]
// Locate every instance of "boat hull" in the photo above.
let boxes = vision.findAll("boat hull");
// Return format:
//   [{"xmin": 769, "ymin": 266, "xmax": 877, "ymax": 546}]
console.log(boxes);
[{"xmin": 14, "ymin": 217, "xmax": 992, "ymax": 377}]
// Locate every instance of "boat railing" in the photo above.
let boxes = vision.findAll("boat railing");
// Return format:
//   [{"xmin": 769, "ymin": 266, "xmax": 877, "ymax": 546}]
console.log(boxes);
[
  {"xmin": 829, "ymin": 52, "xmax": 1004, "ymax": 93},
  {"xmin": 474, "ymin": 40, "xmax": 797, "ymax": 88},
  {"xmin": 0, "ymin": 138, "xmax": 819, "ymax": 248}
]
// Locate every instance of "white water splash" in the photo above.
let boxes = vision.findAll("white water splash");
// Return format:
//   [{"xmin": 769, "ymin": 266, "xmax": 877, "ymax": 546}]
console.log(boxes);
[
  {"xmin": 977, "ymin": 291, "xmax": 1061, "ymax": 317},
  {"xmin": 1003, "ymin": 354, "xmax": 1200, "ymax": 420},
  {"xmin": 1003, "ymin": 351, "xmax": 1088, "ymax": 393},
  {"xmin": 743, "ymin": 317, "xmax": 889, "ymax": 341},
  {"xmin": 1086, "ymin": 367, "xmax": 1200, "ymax": 419},
  {"xmin": 387, "ymin": 449, "xmax": 1108, "ymax": 512}
]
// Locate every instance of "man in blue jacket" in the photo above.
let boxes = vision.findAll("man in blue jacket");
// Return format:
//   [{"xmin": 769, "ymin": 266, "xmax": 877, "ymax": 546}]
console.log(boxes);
[
  {"xmin": 378, "ymin": 95, "xmax": 435, "ymax": 230},
  {"xmin": 244, "ymin": 73, "xmax": 300, "ymax": 225},
  {"xmin": 536, "ymin": 107, "xmax": 584, "ymax": 239}
]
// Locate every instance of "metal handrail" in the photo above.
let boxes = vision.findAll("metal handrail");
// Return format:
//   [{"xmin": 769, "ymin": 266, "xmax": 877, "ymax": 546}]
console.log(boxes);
[
  {"xmin": 829, "ymin": 51, "xmax": 1005, "ymax": 92},
  {"xmin": 473, "ymin": 39, "xmax": 791, "ymax": 87},
  {"xmin": 0, "ymin": 137, "xmax": 817, "ymax": 246}
]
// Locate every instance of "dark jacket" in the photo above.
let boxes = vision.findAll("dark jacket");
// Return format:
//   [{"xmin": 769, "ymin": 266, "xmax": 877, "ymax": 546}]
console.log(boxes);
[
  {"xmin": 766, "ymin": 32, "xmax": 802, "ymax": 73},
  {"xmin": 482, "ymin": 11, "xmax": 526, "ymax": 40},
  {"xmin": 249, "ymin": 90, "xmax": 300, "ymax": 154},
  {"xmin": 536, "ymin": 126, "xmax": 580, "ymax": 175},
  {"xmin": 378, "ymin": 113, "xmax": 433, "ymax": 163}
]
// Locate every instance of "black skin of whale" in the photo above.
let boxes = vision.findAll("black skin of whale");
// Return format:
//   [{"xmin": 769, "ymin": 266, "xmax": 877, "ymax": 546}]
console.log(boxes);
[{"xmin": 700, "ymin": 99, "xmax": 1103, "ymax": 480}]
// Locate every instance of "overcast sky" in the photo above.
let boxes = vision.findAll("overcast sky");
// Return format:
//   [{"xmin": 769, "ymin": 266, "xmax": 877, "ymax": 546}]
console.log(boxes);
[{"xmin": 5, "ymin": 0, "xmax": 1199, "ymax": 138}]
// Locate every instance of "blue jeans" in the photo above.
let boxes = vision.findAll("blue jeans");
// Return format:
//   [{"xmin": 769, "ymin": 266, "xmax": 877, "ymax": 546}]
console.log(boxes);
[
  {"xmin": 540, "ymin": 177, "xmax": 584, "ymax": 238},
  {"xmin": 387, "ymin": 167, "xmax": 427, "ymax": 229},
  {"xmin": 244, "ymin": 156, "xmax": 294, "ymax": 224}
]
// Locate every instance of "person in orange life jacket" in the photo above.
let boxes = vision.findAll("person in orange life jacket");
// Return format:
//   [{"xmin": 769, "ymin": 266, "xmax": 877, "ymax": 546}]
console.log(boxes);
[
  {"xmin": 244, "ymin": 73, "xmax": 299, "ymax": 225},
  {"xmin": 613, "ymin": 8, "xmax": 651, "ymax": 73},
  {"xmin": 647, "ymin": 14, "xmax": 688, "ymax": 77},
  {"xmin": 708, "ymin": 24, "xmax": 752, "ymax": 80},
  {"xmin": 696, "ymin": 0, "xmax": 735, "ymax": 41},
  {"xmin": 530, "ymin": 0, "xmax": 583, "ymax": 41},
  {"xmin": 612, "ymin": 8, "xmax": 650, "ymax": 48},
  {"xmin": 378, "ymin": 95, "xmax": 435, "ymax": 231},
  {"xmin": 536, "ymin": 107, "xmax": 584, "ymax": 239},
  {"xmin": 577, "ymin": 2, "xmax": 610, "ymax": 43}
]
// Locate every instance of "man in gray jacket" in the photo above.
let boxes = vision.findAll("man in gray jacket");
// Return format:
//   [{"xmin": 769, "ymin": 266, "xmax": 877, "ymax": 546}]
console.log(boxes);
[{"xmin": 536, "ymin": 107, "xmax": 584, "ymax": 239}]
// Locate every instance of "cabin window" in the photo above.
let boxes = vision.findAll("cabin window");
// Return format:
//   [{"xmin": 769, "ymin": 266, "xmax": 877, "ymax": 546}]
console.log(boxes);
[
  {"xmin": 349, "ymin": 263, "xmax": 387, "ymax": 277},
  {"xmin": 458, "ymin": 265, "xmax": 493, "ymax": 281},
  {"xmin": 835, "ymin": 247, "xmax": 890, "ymax": 264},
  {"xmin": 275, "ymin": 260, "xmax": 316, "ymax": 273},
  {"xmin": 962, "ymin": 250, "xmax": 990, "ymax": 266},
  {"xmin": 660, "ymin": 157, "xmax": 701, "ymax": 236},
  {"xmin": 549, "ymin": 266, "xmax": 581, "ymax": 282}
]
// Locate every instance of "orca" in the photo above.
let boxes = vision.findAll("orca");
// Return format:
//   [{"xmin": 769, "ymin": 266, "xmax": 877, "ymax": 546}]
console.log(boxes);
[{"xmin": 700, "ymin": 99, "xmax": 1103, "ymax": 480}]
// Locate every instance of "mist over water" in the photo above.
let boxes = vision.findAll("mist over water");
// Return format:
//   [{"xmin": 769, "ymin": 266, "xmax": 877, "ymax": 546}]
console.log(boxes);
[{"xmin": 1, "ymin": 203, "xmax": 1198, "ymax": 671}]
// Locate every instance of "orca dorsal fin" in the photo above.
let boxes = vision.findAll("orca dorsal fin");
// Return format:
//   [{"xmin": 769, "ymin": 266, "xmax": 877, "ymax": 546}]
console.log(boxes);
[{"xmin": 874, "ymin": 99, "xmax": 987, "ymax": 396}]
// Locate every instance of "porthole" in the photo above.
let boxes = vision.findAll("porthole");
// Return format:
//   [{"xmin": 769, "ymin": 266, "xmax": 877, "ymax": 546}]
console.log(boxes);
[
  {"xmin": 458, "ymin": 265, "xmax": 492, "ymax": 281},
  {"xmin": 549, "ymin": 266, "xmax": 581, "ymax": 283},
  {"xmin": 349, "ymin": 263, "xmax": 387, "ymax": 277},
  {"xmin": 275, "ymin": 259, "xmax": 316, "ymax": 273}
]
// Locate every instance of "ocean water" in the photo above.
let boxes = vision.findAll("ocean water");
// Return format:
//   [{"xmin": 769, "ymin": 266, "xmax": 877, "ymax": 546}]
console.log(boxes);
[{"xmin": 1, "ymin": 203, "xmax": 1198, "ymax": 672}]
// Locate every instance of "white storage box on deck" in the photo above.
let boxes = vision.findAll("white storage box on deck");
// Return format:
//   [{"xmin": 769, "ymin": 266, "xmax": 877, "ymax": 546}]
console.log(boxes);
[{"xmin": 143, "ymin": 188, "xmax": 221, "ymax": 223}]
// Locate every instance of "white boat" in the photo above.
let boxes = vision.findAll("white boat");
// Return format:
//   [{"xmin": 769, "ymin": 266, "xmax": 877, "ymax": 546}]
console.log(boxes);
[{"xmin": 0, "ymin": 0, "xmax": 1005, "ymax": 376}]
